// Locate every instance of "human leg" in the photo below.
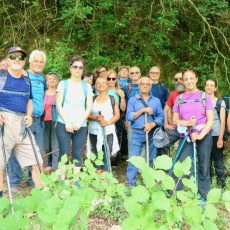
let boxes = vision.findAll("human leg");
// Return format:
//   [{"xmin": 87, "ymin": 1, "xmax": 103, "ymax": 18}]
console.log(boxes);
[{"xmin": 51, "ymin": 122, "xmax": 59, "ymax": 171}]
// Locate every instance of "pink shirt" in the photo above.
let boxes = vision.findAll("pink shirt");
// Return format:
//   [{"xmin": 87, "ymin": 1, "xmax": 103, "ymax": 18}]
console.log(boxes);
[
  {"xmin": 44, "ymin": 94, "xmax": 56, "ymax": 121},
  {"xmin": 173, "ymin": 90, "xmax": 213, "ymax": 126}
]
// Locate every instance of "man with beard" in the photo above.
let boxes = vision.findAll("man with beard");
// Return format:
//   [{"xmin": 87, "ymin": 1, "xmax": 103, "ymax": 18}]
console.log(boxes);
[
  {"xmin": 163, "ymin": 72, "xmax": 185, "ymax": 150},
  {"xmin": 0, "ymin": 47, "xmax": 43, "ymax": 197}
]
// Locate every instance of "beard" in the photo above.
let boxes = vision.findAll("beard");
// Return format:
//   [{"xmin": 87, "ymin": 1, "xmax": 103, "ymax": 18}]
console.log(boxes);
[
  {"xmin": 175, "ymin": 84, "xmax": 185, "ymax": 92},
  {"xmin": 11, "ymin": 63, "xmax": 22, "ymax": 71}
]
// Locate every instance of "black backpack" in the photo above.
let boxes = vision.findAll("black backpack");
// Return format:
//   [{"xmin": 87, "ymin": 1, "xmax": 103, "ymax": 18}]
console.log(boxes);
[{"xmin": 216, "ymin": 97, "xmax": 229, "ymax": 140}]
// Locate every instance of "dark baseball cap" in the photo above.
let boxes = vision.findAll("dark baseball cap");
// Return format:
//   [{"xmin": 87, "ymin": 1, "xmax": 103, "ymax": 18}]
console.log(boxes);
[{"xmin": 7, "ymin": 46, "xmax": 27, "ymax": 57}]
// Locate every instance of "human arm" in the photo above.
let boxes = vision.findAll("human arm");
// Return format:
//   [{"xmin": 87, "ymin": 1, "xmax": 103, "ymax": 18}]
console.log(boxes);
[
  {"xmin": 164, "ymin": 104, "xmax": 175, "ymax": 129},
  {"xmin": 217, "ymin": 106, "xmax": 226, "ymax": 148},
  {"xmin": 116, "ymin": 88, "xmax": 126, "ymax": 112},
  {"xmin": 25, "ymin": 99, "xmax": 33, "ymax": 127},
  {"xmin": 227, "ymin": 112, "xmax": 230, "ymax": 133}
]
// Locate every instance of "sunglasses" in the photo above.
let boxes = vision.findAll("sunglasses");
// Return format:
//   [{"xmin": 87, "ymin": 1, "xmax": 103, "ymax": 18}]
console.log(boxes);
[
  {"xmin": 174, "ymin": 77, "xmax": 183, "ymax": 82},
  {"xmin": 9, "ymin": 54, "xmax": 25, "ymax": 61},
  {"xmin": 71, "ymin": 65, "xmax": 83, "ymax": 70},
  {"xmin": 130, "ymin": 71, "xmax": 140, "ymax": 74},
  {"xmin": 107, "ymin": 77, "xmax": 116, "ymax": 81}
]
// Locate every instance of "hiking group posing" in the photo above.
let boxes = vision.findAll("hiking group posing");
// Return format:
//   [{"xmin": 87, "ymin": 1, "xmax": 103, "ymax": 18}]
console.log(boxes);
[{"xmin": 0, "ymin": 46, "xmax": 229, "ymax": 203}]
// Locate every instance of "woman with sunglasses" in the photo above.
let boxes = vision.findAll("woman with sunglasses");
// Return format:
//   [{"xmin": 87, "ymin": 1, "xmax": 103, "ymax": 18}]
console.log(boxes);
[
  {"xmin": 172, "ymin": 70, "xmax": 214, "ymax": 202},
  {"xmin": 205, "ymin": 79, "xmax": 226, "ymax": 189},
  {"xmin": 107, "ymin": 70, "xmax": 126, "ymax": 170},
  {"xmin": 43, "ymin": 72, "xmax": 59, "ymax": 173},
  {"xmin": 56, "ymin": 56, "xmax": 93, "ymax": 174}
]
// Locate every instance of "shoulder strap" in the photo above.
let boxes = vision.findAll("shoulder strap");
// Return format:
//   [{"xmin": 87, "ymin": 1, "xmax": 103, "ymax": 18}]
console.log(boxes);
[
  {"xmin": 81, "ymin": 80, "xmax": 88, "ymax": 109},
  {"xmin": 126, "ymin": 82, "xmax": 132, "ymax": 97},
  {"xmin": 109, "ymin": 95, "xmax": 115, "ymax": 115},
  {"xmin": 138, "ymin": 97, "xmax": 155, "ymax": 120},
  {"xmin": 201, "ymin": 91, "xmax": 206, "ymax": 109},
  {"xmin": 216, "ymin": 98, "xmax": 222, "ymax": 120},
  {"xmin": 177, "ymin": 93, "xmax": 184, "ymax": 108},
  {"xmin": 0, "ymin": 70, "xmax": 8, "ymax": 91},
  {"xmin": 62, "ymin": 80, "xmax": 68, "ymax": 106}
]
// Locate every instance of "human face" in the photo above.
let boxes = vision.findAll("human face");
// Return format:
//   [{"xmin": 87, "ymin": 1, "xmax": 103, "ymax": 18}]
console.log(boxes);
[
  {"xmin": 129, "ymin": 67, "xmax": 141, "ymax": 82},
  {"xmin": 182, "ymin": 71, "xmax": 198, "ymax": 91},
  {"xmin": 95, "ymin": 78, "xmax": 108, "ymax": 92},
  {"xmin": 70, "ymin": 61, "xmax": 84, "ymax": 78},
  {"xmin": 173, "ymin": 72, "xmax": 184, "ymax": 92},
  {"xmin": 149, "ymin": 67, "xmax": 160, "ymax": 83},
  {"xmin": 107, "ymin": 73, "xmax": 117, "ymax": 88},
  {"xmin": 205, "ymin": 80, "xmax": 216, "ymax": 95},
  {"xmin": 46, "ymin": 75, "xmax": 58, "ymax": 89},
  {"xmin": 119, "ymin": 68, "xmax": 129, "ymax": 79},
  {"xmin": 98, "ymin": 67, "xmax": 107, "ymax": 78},
  {"xmin": 84, "ymin": 75, "xmax": 93, "ymax": 85},
  {"xmin": 7, "ymin": 51, "xmax": 26, "ymax": 71},
  {"xmin": 139, "ymin": 78, "xmax": 152, "ymax": 94},
  {"xmin": 29, "ymin": 55, "xmax": 45, "ymax": 74}
]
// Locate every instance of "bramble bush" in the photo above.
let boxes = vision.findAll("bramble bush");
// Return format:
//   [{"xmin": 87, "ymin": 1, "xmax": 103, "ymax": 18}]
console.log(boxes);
[{"xmin": 0, "ymin": 154, "xmax": 229, "ymax": 230}]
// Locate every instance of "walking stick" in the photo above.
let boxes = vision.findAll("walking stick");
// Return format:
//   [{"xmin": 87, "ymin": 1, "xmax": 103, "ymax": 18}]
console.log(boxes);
[
  {"xmin": 193, "ymin": 141, "xmax": 198, "ymax": 187},
  {"xmin": 1, "ymin": 125, "xmax": 14, "ymax": 214},
  {"xmin": 26, "ymin": 127, "xmax": 42, "ymax": 174},
  {"xmin": 145, "ymin": 113, "xmax": 149, "ymax": 167}
]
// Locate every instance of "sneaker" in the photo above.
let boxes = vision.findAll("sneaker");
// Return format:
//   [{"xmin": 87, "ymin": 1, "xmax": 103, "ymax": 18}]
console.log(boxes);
[{"xmin": 198, "ymin": 197, "xmax": 206, "ymax": 208}]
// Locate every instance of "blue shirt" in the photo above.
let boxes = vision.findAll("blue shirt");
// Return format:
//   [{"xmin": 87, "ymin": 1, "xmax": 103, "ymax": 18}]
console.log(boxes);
[
  {"xmin": 123, "ymin": 83, "xmax": 140, "ymax": 101},
  {"xmin": 118, "ymin": 77, "xmax": 130, "ymax": 90},
  {"xmin": 0, "ymin": 73, "xmax": 33, "ymax": 114},
  {"xmin": 150, "ymin": 83, "xmax": 169, "ymax": 109},
  {"xmin": 126, "ymin": 94, "xmax": 164, "ymax": 129},
  {"xmin": 28, "ymin": 70, "xmax": 45, "ymax": 116}
]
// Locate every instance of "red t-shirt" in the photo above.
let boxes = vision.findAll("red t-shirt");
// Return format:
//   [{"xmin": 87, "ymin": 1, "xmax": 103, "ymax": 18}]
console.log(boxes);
[
  {"xmin": 166, "ymin": 91, "xmax": 181, "ymax": 108},
  {"xmin": 44, "ymin": 94, "xmax": 55, "ymax": 121}
]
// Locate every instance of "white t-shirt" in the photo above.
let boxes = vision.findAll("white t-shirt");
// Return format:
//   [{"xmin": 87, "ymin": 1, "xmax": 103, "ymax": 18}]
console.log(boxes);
[
  {"xmin": 57, "ymin": 79, "xmax": 93, "ymax": 127},
  {"xmin": 88, "ymin": 97, "xmax": 114, "ymax": 135}
]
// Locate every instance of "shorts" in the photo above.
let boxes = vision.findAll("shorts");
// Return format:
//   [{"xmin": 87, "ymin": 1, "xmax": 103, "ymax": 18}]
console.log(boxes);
[{"xmin": 0, "ymin": 112, "xmax": 43, "ymax": 169}]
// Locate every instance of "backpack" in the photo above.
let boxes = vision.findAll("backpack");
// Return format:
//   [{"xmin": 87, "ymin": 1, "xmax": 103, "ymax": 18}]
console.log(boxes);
[
  {"xmin": 52, "ymin": 79, "xmax": 88, "ymax": 122},
  {"xmin": 215, "ymin": 97, "xmax": 229, "ymax": 140},
  {"xmin": 93, "ymin": 95, "xmax": 115, "ymax": 115},
  {"xmin": 178, "ymin": 91, "xmax": 206, "ymax": 109},
  {"xmin": 0, "ymin": 69, "xmax": 31, "ymax": 97}
]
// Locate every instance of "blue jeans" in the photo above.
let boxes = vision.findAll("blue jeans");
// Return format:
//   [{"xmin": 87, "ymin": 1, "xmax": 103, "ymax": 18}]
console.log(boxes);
[
  {"xmin": 56, "ymin": 122, "xmax": 87, "ymax": 167},
  {"xmin": 8, "ymin": 117, "xmax": 44, "ymax": 187},
  {"xmin": 126, "ymin": 129, "xmax": 157, "ymax": 186},
  {"xmin": 44, "ymin": 121, "xmax": 59, "ymax": 170}
]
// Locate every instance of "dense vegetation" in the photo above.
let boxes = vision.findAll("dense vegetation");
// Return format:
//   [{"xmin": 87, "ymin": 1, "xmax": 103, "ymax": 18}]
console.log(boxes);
[{"xmin": 0, "ymin": 0, "xmax": 230, "ymax": 91}]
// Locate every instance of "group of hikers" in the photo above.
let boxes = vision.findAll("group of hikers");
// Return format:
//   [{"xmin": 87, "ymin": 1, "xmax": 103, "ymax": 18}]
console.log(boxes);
[{"xmin": 0, "ymin": 46, "xmax": 229, "ymax": 203}]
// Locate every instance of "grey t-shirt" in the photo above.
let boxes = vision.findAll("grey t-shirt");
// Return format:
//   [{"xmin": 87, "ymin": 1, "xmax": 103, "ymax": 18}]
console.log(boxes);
[{"xmin": 212, "ymin": 99, "xmax": 226, "ymax": 136}]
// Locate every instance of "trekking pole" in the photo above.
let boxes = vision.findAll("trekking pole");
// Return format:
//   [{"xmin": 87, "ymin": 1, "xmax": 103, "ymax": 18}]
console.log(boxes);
[
  {"xmin": 193, "ymin": 141, "xmax": 198, "ymax": 187},
  {"xmin": 26, "ymin": 127, "xmax": 42, "ymax": 174},
  {"xmin": 168, "ymin": 131, "xmax": 189, "ymax": 175},
  {"xmin": 1, "ymin": 125, "xmax": 14, "ymax": 214},
  {"xmin": 144, "ymin": 113, "xmax": 149, "ymax": 166},
  {"xmin": 101, "ymin": 126, "xmax": 112, "ymax": 173}
]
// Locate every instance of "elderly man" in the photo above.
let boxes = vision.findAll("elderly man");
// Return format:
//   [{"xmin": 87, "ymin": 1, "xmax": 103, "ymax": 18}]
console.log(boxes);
[
  {"xmin": 0, "ymin": 47, "xmax": 43, "ymax": 197},
  {"xmin": 8, "ymin": 50, "xmax": 46, "ymax": 189},
  {"xmin": 149, "ymin": 66, "xmax": 169, "ymax": 109},
  {"xmin": 118, "ymin": 66, "xmax": 130, "ymax": 90},
  {"xmin": 126, "ymin": 77, "xmax": 164, "ymax": 186}
]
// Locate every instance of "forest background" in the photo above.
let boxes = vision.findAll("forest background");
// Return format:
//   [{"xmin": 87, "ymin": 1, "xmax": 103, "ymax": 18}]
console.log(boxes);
[{"xmin": 0, "ymin": 0, "xmax": 230, "ymax": 93}]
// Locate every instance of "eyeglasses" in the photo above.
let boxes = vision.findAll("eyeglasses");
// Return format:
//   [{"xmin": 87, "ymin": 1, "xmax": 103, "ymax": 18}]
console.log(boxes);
[
  {"xmin": 149, "ymin": 72, "xmax": 160, "ymax": 74},
  {"xmin": 107, "ymin": 77, "xmax": 116, "ymax": 81},
  {"xmin": 130, "ymin": 71, "xmax": 140, "ymax": 74},
  {"xmin": 9, "ymin": 54, "xmax": 25, "ymax": 61},
  {"xmin": 71, "ymin": 65, "xmax": 83, "ymax": 70},
  {"xmin": 174, "ymin": 77, "xmax": 183, "ymax": 82},
  {"xmin": 140, "ymin": 83, "xmax": 151, "ymax": 86}
]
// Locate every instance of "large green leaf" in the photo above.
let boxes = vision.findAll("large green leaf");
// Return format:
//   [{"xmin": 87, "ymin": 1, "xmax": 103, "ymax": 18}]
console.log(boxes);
[
  {"xmin": 204, "ymin": 204, "xmax": 217, "ymax": 220},
  {"xmin": 207, "ymin": 188, "xmax": 222, "ymax": 203},
  {"xmin": 154, "ymin": 155, "xmax": 172, "ymax": 170},
  {"xmin": 131, "ymin": 185, "xmax": 149, "ymax": 203}
]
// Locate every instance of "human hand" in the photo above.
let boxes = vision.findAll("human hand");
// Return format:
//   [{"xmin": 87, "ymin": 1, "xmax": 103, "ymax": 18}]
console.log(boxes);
[
  {"xmin": 65, "ymin": 123, "xmax": 74, "ymax": 133},
  {"xmin": 142, "ymin": 107, "xmax": 153, "ymax": 115},
  {"xmin": 187, "ymin": 117, "xmax": 196, "ymax": 127},
  {"xmin": 25, "ymin": 116, "xmax": 33, "ymax": 127},
  {"xmin": 144, "ymin": 122, "xmax": 156, "ymax": 133},
  {"xmin": 99, "ymin": 120, "xmax": 110, "ymax": 127},
  {"xmin": 0, "ymin": 113, "xmax": 5, "ymax": 125},
  {"xmin": 217, "ymin": 138, "xmax": 224, "ymax": 149}
]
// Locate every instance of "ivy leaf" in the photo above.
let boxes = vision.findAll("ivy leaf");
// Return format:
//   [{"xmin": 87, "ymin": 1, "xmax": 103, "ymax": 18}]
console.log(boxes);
[
  {"xmin": 181, "ymin": 157, "xmax": 192, "ymax": 175},
  {"xmin": 204, "ymin": 204, "xmax": 217, "ymax": 220},
  {"xmin": 222, "ymin": 191, "xmax": 230, "ymax": 202},
  {"xmin": 173, "ymin": 161, "xmax": 184, "ymax": 178},
  {"xmin": 131, "ymin": 185, "xmax": 149, "ymax": 203},
  {"xmin": 124, "ymin": 198, "xmax": 143, "ymax": 216},
  {"xmin": 207, "ymin": 189, "xmax": 221, "ymax": 203},
  {"xmin": 154, "ymin": 155, "xmax": 172, "ymax": 170},
  {"xmin": 162, "ymin": 175, "xmax": 175, "ymax": 191},
  {"xmin": 90, "ymin": 153, "xmax": 96, "ymax": 161}
]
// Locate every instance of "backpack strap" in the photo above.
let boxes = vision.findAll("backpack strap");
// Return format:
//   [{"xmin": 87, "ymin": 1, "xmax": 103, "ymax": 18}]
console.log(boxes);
[
  {"xmin": 215, "ymin": 98, "xmax": 222, "ymax": 120},
  {"xmin": 201, "ymin": 91, "xmax": 206, "ymax": 110},
  {"xmin": 177, "ymin": 93, "xmax": 184, "ymax": 108},
  {"xmin": 137, "ymin": 95, "xmax": 155, "ymax": 120},
  {"xmin": 81, "ymin": 80, "xmax": 88, "ymax": 109},
  {"xmin": 62, "ymin": 80, "xmax": 68, "ymax": 106},
  {"xmin": 126, "ymin": 82, "xmax": 132, "ymax": 98},
  {"xmin": 0, "ymin": 70, "xmax": 8, "ymax": 91}
]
